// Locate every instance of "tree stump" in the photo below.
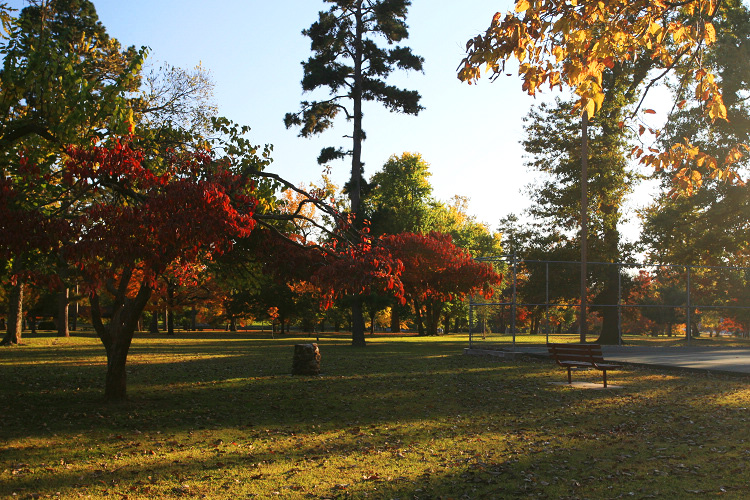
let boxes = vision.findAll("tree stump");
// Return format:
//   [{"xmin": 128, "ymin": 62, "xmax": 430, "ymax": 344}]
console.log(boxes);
[{"xmin": 292, "ymin": 343, "xmax": 321, "ymax": 375}]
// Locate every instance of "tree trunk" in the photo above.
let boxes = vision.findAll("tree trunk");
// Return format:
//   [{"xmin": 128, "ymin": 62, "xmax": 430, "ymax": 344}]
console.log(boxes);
[
  {"xmin": 424, "ymin": 302, "xmax": 442, "ymax": 336},
  {"xmin": 2, "ymin": 281, "xmax": 24, "ymax": 345},
  {"xmin": 70, "ymin": 287, "xmax": 78, "ymax": 332},
  {"xmin": 57, "ymin": 287, "xmax": 70, "ymax": 338},
  {"xmin": 390, "ymin": 303, "xmax": 401, "ymax": 333},
  {"xmin": 229, "ymin": 317, "xmax": 237, "ymax": 332},
  {"xmin": 413, "ymin": 299, "xmax": 426, "ymax": 336},
  {"xmin": 191, "ymin": 306, "xmax": 197, "ymax": 331},
  {"xmin": 347, "ymin": 1, "xmax": 367, "ymax": 348},
  {"xmin": 166, "ymin": 282, "xmax": 175, "ymax": 335},
  {"xmin": 104, "ymin": 335, "xmax": 131, "ymax": 401},
  {"xmin": 149, "ymin": 311, "xmax": 159, "ymax": 333},
  {"xmin": 29, "ymin": 312, "xmax": 37, "ymax": 336},
  {"xmin": 351, "ymin": 299, "xmax": 366, "ymax": 346},
  {"xmin": 369, "ymin": 307, "xmax": 376, "ymax": 335},
  {"xmin": 91, "ymin": 276, "xmax": 152, "ymax": 402},
  {"xmin": 443, "ymin": 311, "xmax": 451, "ymax": 334},
  {"xmin": 580, "ymin": 110, "xmax": 589, "ymax": 343},
  {"xmin": 167, "ymin": 309, "xmax": 174, "ymax": 335}
]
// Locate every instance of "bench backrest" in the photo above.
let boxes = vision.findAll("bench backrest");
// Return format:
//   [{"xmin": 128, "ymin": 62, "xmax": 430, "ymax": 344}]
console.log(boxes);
[{"xmin": 547, "ymin": 343, "xmax": 605, "ymax": 364}]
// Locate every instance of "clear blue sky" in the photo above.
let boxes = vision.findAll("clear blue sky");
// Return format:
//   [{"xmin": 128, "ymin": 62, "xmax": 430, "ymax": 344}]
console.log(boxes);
[{"xmin": 8, "ymin": 0, "xmax": 651, "ymax": 239}]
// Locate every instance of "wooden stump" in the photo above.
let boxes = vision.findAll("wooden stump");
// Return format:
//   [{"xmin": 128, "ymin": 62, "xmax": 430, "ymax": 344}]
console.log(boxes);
[{"xmin": 292, "ymin": 343, "xmax": 321, "ymax": 375}]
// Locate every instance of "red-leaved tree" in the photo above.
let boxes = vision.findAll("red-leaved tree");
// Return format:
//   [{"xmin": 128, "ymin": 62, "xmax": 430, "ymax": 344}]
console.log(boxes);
[
  {"xmin": 382, "ymin": 232, "xmax": 502, "ymax": 336},
  {"xmin": 61, "ymin": 138, "xmax": 257, "ymax": 400}
]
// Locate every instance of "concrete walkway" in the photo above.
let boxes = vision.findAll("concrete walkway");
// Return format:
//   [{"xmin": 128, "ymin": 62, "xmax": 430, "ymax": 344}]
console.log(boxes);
[
  {"xmin": 498, "ymin": 345, "xmax": 750, "ymax": 375},
  {"xmin": 601, "ymin": 346, "xmax": 750, "ymax": 375}
]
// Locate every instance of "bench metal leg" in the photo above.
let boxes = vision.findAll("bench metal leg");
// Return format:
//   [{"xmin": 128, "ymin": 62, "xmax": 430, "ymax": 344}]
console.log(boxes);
[
  {"xmin": 567, "ymin": 367, "xmax": 572, "ymax": 384},
  {"xmin": 603, "ymin": 370, "xmax": 608, "ymax": 388}
]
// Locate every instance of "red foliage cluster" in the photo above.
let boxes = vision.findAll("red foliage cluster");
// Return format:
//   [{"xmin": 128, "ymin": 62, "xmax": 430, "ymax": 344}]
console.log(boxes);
[
  {"xmin": 313, "ymin": 230, "xmax": 406, "ymax": 309},
  {"xmin": 381, "ymin": 232, "xmax": 502, "ymax": 304},
  {"xmin": 60, "ymin": 138, "xmax": 258, "ymax": 286},
  {"xmin": 0, "ymin": 177, "xmax": 69, "ymax": 261}
]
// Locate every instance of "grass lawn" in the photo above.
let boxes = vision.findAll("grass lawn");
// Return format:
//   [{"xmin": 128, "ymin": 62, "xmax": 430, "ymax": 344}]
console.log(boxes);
[{"xmin": 2, "ymin": 332, "xmax": 750, "ymax": 499}]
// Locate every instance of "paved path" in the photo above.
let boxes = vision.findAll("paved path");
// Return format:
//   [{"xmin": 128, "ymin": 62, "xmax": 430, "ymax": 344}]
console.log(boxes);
[
  {"xmin": 601, "ymin": 346, "xmax": 750, "ymax": 374},
  {"xmin": 504, "ymin": 345, "xmax": 750, "ymax": 375}
]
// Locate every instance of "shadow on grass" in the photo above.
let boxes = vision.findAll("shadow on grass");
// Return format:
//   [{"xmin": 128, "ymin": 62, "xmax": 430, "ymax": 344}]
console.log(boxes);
[{"xmin": 4, "ymin": 336, "xmax": 750, "ymax": 498}]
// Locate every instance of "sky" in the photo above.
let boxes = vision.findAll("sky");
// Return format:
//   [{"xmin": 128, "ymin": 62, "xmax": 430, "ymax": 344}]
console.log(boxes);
[{"xmin": 7, "ymin": 0, "xmax": 656, "ymax": 241}]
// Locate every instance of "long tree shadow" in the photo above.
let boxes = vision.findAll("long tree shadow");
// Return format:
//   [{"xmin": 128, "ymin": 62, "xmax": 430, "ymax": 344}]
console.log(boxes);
[{"xmin": 4, "ymin": 337, "xmax": 748, "ymax": 498}]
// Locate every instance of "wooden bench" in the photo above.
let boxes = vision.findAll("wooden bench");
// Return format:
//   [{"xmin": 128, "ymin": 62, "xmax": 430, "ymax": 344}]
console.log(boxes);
[{"xmin": 547, "ymin": 343, "xmax": 621, "ymax": 387}]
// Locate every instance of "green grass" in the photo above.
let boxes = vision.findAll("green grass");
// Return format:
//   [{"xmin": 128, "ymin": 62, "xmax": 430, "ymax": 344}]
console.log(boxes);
[{"xmin": 3, "ymin": 332, "xmax": 750, "ymax": 499}]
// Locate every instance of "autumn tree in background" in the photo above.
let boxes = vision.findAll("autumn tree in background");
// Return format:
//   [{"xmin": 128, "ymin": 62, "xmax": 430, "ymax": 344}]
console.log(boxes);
[
  {"xmin": 382, "ymin": 232, "xmax": 502, "ymax": 336},
  {"xmin": 364, "ymin": 153, "xmax": 504, "ymax": 333},
  {"xmin": 285, "ymin": 0, "xmax": 424, "ymax": 346}
]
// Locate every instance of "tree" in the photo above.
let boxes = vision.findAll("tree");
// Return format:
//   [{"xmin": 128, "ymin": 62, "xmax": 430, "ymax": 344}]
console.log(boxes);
[
  {"xmin": 382, "ymin": 232, "xmax": 502, "ymax": 336},
  {"xmin": 458, "ymin": 0, "xmax": 740, "ymax": 185},
  {"xmin": 136, "ymin": 62, "xmax": 217, "ymax": 141},
  {"xmin": 642, "ymin": 0, "xmax": 750, "ymax": 267},
  {"xmin": 638, "ymin": 0, "xmax": 750, "ymax": 337},
  {"xmin": 285, "ymin": 0, "xmax": 424, "ymax": 346},
  {"xmin": 458, "ymin": 0, "xmax": 739, "ymax": 341},
  {"xmin": 367, "ymin": 152, "xmax": 435, "ymax": 235},
  {"xmin": 522, "ymin": 91, "xmax": 635, "ymax": 343},
  {"xmin": 57, "ymin": 139, "xmax": 260, "ymax": 400},
  {"xmin": 0, "ymin": 0, "xmax": 143, "ymax": 345}
]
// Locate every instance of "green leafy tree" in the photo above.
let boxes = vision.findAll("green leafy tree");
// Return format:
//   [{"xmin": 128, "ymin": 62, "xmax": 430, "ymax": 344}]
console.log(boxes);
[
  {"xmin": 640, "ymin": 0, "xmax": 750, "ymax": 336},
  {"xmin": 367, "ymin": 152, "xmax": 435, "ymax": 235},
  {"xmin": 285, "ymin": 0, "xmax": 424, "ymax": 346},
  {"xmin": 521, "ymin": 52, "xmax": 652, "ymax": 343},
  {"xmin": 0, "ymin": 0, "xmax": 143, "ymax": 345}
]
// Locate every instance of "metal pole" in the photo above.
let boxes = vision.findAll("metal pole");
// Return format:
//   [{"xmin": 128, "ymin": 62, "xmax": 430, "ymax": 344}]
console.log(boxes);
[
  {"xmin": 512, "ymin": 252, "xmax": 517, "ymax": 347},
  {"xmin": 546, "ymin": 261, "xmax": 550, "ymax": 343},
  {"xmin": 580, "ymin": 110, "xmax": 589, "ymax": 343},
  {"xmin": 469, "ymin": 298, "xmax": 474, "ymax": 349},
  {"xmin": 687, "ymin": 266, "xmax": 692, "ymax": 346},
  {"xmin": 618, "ymin": 264, "xmax": 622, "ymax": 346}
]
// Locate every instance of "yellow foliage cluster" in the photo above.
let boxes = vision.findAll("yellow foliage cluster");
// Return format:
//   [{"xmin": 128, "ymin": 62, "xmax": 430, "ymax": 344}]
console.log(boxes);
[{"xmin": 458, "ymin": 0, "xmax": 739, "ymax": 190}]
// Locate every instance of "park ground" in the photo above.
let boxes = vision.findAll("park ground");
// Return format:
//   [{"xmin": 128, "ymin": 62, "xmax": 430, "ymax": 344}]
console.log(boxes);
[{"xmin": 3, "ymin": 332, "xmax": 750, "ymax": 499}]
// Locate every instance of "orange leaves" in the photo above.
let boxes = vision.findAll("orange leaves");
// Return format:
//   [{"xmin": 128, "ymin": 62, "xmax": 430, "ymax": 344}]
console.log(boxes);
[
  {"xmin": 515, "ymin": 0, "xmax": 531, "ymax": 13},
  {"xmin": 459, "ymin": 0, "xmax": 725, "ymax": 125},
  {"xmin": 703, "ymin": 21, "xmax": 717, "ymax": 44},
  {"xmin": 631, "ymin": 137, "xmax": 745, "ymax": 196}
]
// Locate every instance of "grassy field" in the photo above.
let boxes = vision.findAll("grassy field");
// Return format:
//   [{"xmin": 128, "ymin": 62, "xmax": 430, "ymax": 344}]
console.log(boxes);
[{"xmin": 3, "ymin": 332, "xmax": 750, "ymax": 499}]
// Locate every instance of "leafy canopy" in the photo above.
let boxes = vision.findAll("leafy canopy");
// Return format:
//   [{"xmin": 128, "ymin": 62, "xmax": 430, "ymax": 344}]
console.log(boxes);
[{"xmin": 458, "ymin": 0, "xmax": 746, "ymax": 187}]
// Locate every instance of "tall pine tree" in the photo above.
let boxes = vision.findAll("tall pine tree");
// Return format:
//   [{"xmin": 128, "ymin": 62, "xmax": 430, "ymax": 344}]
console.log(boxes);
[{"xmin": 285, "ymin": 0, "xmax": 424, "ymax": 346}]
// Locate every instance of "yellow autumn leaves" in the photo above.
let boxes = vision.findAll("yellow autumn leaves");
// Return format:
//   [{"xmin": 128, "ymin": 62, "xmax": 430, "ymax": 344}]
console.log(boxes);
[{"xmin": 458, "ymin": 0, "xmax": 738, "ymax": 190}]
